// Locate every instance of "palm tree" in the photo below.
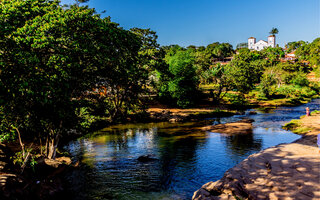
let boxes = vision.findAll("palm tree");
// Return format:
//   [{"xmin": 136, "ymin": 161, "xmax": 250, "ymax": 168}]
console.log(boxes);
[{"xmin": 269, "ymin": 28, "xmax": 279, "ymax": 36}]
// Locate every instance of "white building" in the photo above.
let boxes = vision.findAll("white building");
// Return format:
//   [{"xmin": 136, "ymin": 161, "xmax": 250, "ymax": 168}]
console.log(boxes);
[{"xmin": 248, "ymin": 35, "xmax": 276, "ymax": 51}]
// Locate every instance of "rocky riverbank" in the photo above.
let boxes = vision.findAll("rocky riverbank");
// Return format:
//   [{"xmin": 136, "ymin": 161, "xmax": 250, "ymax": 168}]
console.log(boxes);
[
  {"xmin": 192, "ymin": 113, "xmax": 320, "ymax": 200},
  {"xmin": 0, "ymin": 143, "xmax": 76, "ymax": 200}
]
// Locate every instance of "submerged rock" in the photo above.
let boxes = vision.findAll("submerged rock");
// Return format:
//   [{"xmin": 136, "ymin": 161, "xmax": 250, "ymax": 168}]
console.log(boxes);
[
  {"xmin": 248, "ymin": 111, "xmax": 257, "ymax": 115},
  {"xmin": 137, "ymin": 155, "xmax": 158, "ymax": 162}
]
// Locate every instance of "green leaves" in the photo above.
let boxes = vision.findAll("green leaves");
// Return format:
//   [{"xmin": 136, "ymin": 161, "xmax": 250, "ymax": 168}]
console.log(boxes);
[
  {"xmin": 157, "ymin": 49, "xmax": 199, "ymax": 108},
  {"xmin": 0, "ymin": 0, "xmax": 146, "ymax": 148}
]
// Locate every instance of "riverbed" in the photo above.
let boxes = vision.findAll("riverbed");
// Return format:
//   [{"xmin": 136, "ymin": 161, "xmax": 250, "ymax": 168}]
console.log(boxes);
[{"xmin": 63, "ymin": 99, "xmax": 320, "ymax": 200}]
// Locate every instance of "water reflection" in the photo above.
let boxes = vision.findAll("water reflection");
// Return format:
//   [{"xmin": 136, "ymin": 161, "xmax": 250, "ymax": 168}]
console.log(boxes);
[
  {"xmin": 64, "ymin": 99, "xmax": 320, "ymax": 200},
  {"xmin": 222, "ymin": 130, "xmax": 262, "ymax": 156}
]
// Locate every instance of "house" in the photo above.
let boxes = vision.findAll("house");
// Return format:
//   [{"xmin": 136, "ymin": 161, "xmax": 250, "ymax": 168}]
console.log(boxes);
[
  {"xmin": 284, "ymin": 51, "xmax": 296, "ymax": 61},
  {"xmin": 248, "ymin": 35, "xmax": 276, "ymax": 51},
  {"xmin": 280, "ymin": 51, "xmax": 298, "ymax": 62}
]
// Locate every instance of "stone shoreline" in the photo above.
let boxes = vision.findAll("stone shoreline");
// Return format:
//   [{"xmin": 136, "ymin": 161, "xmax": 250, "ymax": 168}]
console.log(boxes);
[{"xmin": 192, "ymin": 114, "xmax": 320, "ymax": 200}]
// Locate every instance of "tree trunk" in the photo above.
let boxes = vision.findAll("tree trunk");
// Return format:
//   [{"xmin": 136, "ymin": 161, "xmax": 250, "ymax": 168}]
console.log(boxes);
[
  {"xmin": 15, "ymin": 127, "xmax": 25, "ymax": 158},
  {"xmin": 46, "ymin": 130, "xmax": 60, "ymax": 160}
]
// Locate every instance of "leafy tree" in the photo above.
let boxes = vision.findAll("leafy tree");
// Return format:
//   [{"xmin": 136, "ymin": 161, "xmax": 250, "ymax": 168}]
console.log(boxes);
[
  {"xmin": 203, "ymin": 64, "xmax": 231, "ymax": 102},
  {"xmin": 156, "ymin": 49, "xmax": 199, "ymax": 107},
  {"xmin": 187, "ymin": 45, "xmax": 197, "ymax": 50},
  {"xmin": 0, "ymin": 0, "xmax": 144, "ymax": 159},
  {"xmin": 261, "ymin": 47, "xmax": 285, "ymax": 65},
  {"xmin": 296, "ymin": 38, "xmax": 320, "ymax": 67},
  {"xmin": 260, "ymin": 73, "xmax": 276, "ymax": 99},
  {"xmin": 228, "ymin": 49, "xmax": 265, "ymax": 93},
  {"xmin": 285, "ymin": 41, "xmax": 306, "ymax": 52},
  {"xmin": 259, "ymin": 68, "xmax": 279, "ymax": 98},
  {"xmin": 236, "ymin": 42, "xmax": 248, "ymax": 50},
  {"xmin": 205, "ymin": 42, "xmax": 234, "ymax": 61}
]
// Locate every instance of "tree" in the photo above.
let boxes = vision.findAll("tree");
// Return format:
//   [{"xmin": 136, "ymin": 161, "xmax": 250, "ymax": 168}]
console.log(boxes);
[
  {"xmin": 261, "ymin": 47, "xmax": 285, "ymax": 65},
  {"xmin": 228, "ymin": 49, "xmax": 265, "ymax": 93},
  {"xmin": 0, "ymin": 0, "xmax": 144, "ymax": 159},
  {"xmin": 236, "ymin": 42, "xmax": 248, "ymax": 49},
  {"xmin": 203, "ymin": 64, "xmax": 231, "ymax": 103},
  {"xmin": 205, "ymin": 42, "xmax": 234, "ymax": 61},
  {"xmin": 296, "ymin": 38, "xmax": 320, "ymax": 67},
  {"xmin": 269, "ymin": 27, "xmax": 279, "ymax": 36},
  {"xmin": 285, "ymin": 41, "xmax": 306, "ymax": 52},
  {"xmin": 156, "ymin": 49, "xmax": 199, "ymax": 107}
]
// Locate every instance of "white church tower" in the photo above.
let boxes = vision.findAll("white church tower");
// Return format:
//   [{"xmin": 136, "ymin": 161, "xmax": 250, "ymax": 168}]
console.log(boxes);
[
  {"xmin": 268, "ymin": 35, "xmax": 276, "ymax": 47},
  {"xmin": 248, "ymin": 37, "xmax": 256, "ymax": 49}
]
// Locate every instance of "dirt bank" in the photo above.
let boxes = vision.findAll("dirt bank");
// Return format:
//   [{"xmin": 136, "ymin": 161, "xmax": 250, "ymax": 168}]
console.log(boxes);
[{"xmin": 193, "ymin": 113, "xmax": 320, "ymax": 200}]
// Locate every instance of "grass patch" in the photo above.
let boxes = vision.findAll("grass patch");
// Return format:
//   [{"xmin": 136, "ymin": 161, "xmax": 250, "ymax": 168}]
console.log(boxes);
[
  {"xmin": 282, "ymin": 119, "xmax": 301, "ymax": 131},
  {"xmin": 283, "ymin": 118, "xmax": 312, "ymax": 135},
  {"xmin": 292, "ymin": 127, "xmax": 312, "ymax": 134},
  {"xmin": 199, "ymin": 84, "xmax": 216, "ymax": 90}
]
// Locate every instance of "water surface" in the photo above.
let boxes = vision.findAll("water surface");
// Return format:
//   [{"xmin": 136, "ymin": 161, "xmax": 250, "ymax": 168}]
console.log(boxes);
[{"xmin": 64, "ymin": 99, "xmax": 320, "ymax": 200}]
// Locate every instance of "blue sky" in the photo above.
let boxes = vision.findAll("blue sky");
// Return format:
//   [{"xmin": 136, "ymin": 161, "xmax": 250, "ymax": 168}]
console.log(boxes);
[{"xmin": 61, "ymin": 0, "xmax": 319, "ymax": 48}]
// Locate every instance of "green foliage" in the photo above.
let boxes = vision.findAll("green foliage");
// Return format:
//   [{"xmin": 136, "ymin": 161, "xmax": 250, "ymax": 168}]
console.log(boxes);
[
  {"xmin": 205, "ymin": 42, "xmax": 234, "ymax": 60},
  {"xmin": 0, "ymin": 0, "xmax": 146, "ymax": 158},
  {"xmin": 269, "ymin": 27, "xmax": 279, "ymax": 35},
  {"xmin": 285, "ymin": 41, "xmax": 306, "ymax": 53},
  {"xmin": 202, "ymin": 64, "xmax": 230, "ymax": 102},
  {"xmin": 278, "ymin": 62, "xmax": 311, "ymax": 73},
  {"xmin": 12, "ymin": 147, "xmax": 38, "ymax": 171},
  {"xmin": 236, "ymin": 43, "xmax": 248, "ymax": 50},
  {"xmin": 313, "ymin": 66, "xmax": 320, "ymax": 78},
  {"xmin": 283, "ymin": 119, "xmax": 301, "ymax": 130},
  {"xmin": 290, "ymin": 72, "xmax": 309, "ymax": 87},
  {"xmin": 259, "ymin": 71, "xmax": 277, "ymax": 98},
  {"xmin": 296, "ymin": 38, "xmax": 320, "ymax": 66},
  {"xmin": 75, "ymin": 107, "xmax": 96, "ymax": 129},
  {"xmin": 292, "ymin": 126, "xmax": 311, "ymax": 134},
  {"xmin": 261, "ymin": 47, "xmax": 285, "ymax": 65},
  {"xmin": 228, "ymin": 49, "xmax": 265, "ymax": 93},
  {"xmin": 224, "ymin": 93, "xmax": 248, "ymax": 106},
  {"xmin": 310, "ymin": 81, "xmax": 320, "ymax": 93},
  {"xmin": 275, "ymin": 85, "xmax": 316, "ymax": 99},
  {"xmin": 156, "ymin": 49, "xmax": 199, "ymax": 108},
  {"xmin": 0, "ymin": 107, "xmax": 17, "ymax": 142}
]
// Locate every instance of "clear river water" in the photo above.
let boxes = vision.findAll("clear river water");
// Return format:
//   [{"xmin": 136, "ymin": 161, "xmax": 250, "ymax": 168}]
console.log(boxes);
[{"xmin": 64, "ymin": 99, "xmax": 320, "ymax": 200}]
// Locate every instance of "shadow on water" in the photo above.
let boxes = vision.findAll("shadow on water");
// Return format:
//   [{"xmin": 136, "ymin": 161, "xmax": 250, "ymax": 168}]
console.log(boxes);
[{"xmin": 63, "ymin": 99, "xmax": 320, "ymax": 200}]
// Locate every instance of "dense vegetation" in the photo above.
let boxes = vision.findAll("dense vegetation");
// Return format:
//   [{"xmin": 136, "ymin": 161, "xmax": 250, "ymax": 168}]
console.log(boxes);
[{"xmin": 0, "ymin": 0, "xmax": 319, "ymax": 171}]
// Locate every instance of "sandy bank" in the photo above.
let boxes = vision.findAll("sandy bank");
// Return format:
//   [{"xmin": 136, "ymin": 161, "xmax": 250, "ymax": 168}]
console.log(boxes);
[
  {"xmin": 193, "ymin": 114, "xmax": 320, "ymax": 200},
  {"xmin": 202, "ymin": 119, "xmax": 254, "ymax": 134}
]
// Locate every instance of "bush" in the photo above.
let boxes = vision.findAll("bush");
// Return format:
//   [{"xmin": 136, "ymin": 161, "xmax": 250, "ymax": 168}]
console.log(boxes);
[
  {"xmin": 224, "ymin": 93, "xmax": 248, "ymax": 106},
  {"xmin": 290, "ymin": 72, "xmax": 309, "ymax": 87},
  {"xmin": 282, "ymin": 119, "xmax": 301, "ymax": 130},
  {"xmin": 275, "ymin": 85, "xmax": 297, "ymax": 98},
  {"xmin": 157, "ymin": 49, "xmax": 199, "ymax": 108}
]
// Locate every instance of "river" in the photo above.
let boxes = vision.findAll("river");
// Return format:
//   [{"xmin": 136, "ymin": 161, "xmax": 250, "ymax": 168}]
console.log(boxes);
[{"xmin": 63, "ymin": 99, "xmax": 320, "ymax": 200}]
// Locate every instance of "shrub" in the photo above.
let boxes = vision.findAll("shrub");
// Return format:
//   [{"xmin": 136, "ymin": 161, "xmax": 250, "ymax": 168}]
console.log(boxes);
[
  {"xmin": 224, "ymin": 93, "xmax": 248, "ymax": 106},
  {"xmin": 290, "ymin": 72, "xmax": 309, "ymax": 87},
  {"xmin": 282, "ymin": 119, "xmax": 301, "ymax": 130}
]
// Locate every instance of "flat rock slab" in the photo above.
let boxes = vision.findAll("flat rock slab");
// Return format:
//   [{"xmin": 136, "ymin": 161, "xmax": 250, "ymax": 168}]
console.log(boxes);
[
  {"xmin": 202, "ymin": 119, "xmax": 254, "ymax": 135},
  {"xmin": 193, "ymin": 140, "xmax": 320, "ymax": 200}
]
